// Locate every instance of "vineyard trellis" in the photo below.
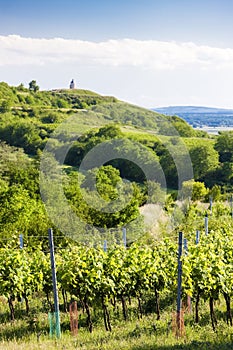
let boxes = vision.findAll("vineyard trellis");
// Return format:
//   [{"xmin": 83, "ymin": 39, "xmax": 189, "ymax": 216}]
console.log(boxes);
[{"xmin": 0, "ymin": 201, "xmax": 231, "ymax": 334}]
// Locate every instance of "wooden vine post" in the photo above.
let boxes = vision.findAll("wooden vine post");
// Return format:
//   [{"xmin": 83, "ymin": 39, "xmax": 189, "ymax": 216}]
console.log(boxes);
[{"xmin": 69, "ymin": 301, "xmax": 78, "ymax": 336}]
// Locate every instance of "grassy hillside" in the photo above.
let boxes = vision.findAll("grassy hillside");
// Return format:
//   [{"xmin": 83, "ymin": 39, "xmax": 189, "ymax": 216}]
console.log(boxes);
[
  {"xmin": 1, "ymin": 81, "xmax": 232, "ymax": 193},
  {"xmin": 0, "ymin": 81, "xmax": 228, "ymax": 191},
  {"xmin": 0, "ymin": 82, "xmax": 206, "ymax": 155}
]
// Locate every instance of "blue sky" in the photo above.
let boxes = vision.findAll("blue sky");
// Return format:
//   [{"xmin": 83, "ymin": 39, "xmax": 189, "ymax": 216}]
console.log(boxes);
[
  {"xmin": 2, "ymin": 0, "xmax": 233, "ymax": 45},
  {"xmin": 1, "ymin": 0, "xmax": 233, "ymax": 107}
]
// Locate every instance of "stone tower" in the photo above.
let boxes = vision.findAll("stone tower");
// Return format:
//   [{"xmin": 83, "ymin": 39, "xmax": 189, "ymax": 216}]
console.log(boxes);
[{"xmin": 70, "ymin": 79, "xmax": 75, "ymax": 89}]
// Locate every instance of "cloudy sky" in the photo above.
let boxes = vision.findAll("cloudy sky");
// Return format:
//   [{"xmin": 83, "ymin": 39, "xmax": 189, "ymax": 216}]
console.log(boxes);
[{"xmin": 1, "ymin": 0, "xmax": 233, "ymax": 108}]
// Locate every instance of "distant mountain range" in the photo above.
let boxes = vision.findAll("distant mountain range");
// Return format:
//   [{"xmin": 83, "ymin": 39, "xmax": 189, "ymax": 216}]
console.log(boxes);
[{"xmin": 153, "ymin": 106, "xmax": 233, "ymax": 128}]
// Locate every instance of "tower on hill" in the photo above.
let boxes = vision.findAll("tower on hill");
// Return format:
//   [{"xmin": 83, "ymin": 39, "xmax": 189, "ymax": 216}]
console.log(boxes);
[{"xmin": 70, "ymin": 79, "xmax": 75, "ymax": 89}]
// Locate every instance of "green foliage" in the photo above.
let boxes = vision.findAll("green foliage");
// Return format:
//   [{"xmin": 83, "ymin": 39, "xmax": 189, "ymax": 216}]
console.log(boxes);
[
  {"xmin": 65, "ymin": 165, "xmax": 143, "ymax": 229},
  {"xmin": 65, "ymin": 124, "xmax": 123, "ymax": 166},
  {"xmin": 28, "ymin": 80, "xmax": 39, "ymax": 93},
  {"xmin": 0, "ymin": 199, "xmax": 232, "ymax": 339},
  {"xmin": 0, "ymin": 82, "xmax": 19, "ymax": 103},
  {"xmin": 92, "ymin": 102, "xmax": 167, "ymax": 131},
  {"xmin": 25, "ymin": 94, "xmax": 35, "ymax": 105},
  {"xmin": 56, "ymin": 98, "xmax": 69, "ymax": 108},
  {"xmin": 212, "ymin": 132, "xmax": 233, "ymax": 190},
  {"xmin": 16, "ymin": 83, "xmax": 26, "ymax": 91},
  {"xmin": 189, "ymin": 144, "xmax": 219, "ymax": 180},
  {"xmin": 41, "ymin": 112, "xmax": 64, "ymax": 124},
  {"xmin": 168, "ymin": 115, "xmax": 197, "ymax": 137},
  {"xmin": 0, "ymin": 119, "xmax": 44, "ymax": 154},
  {"xmin": 215, "ymin": 131, "xmax": 233, "ymax": 162},
  {"xmin": 0, "ymin": 184, "xmax": 49, "ymax": 239},
  {"xmin": 84, "ymin": 165, "xmax": 121, "ymax": 201},
  {"xmin": 209, "ymin": 184, "xmax": 222, "ymax": 201},
  {"xmin": 0, "ymin": 99, "xmax": 12, "ymax": 113},
  {"xmin": 1, "ymin": 83, "xmax": 233, "ymax": 343},
  {"xmin": 182, "ymin": 180, "xmax": 208, "ymax": 201},
  {"xmin": 145, "ymin": 180, "xmax": 165, "ymax": 204}
]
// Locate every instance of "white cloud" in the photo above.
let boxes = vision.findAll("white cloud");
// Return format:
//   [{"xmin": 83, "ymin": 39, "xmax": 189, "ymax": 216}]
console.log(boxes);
[
  {"xmin": 1, "ymin": 35, "xmax": 233, "ymax": 70},
  {"xmin": 1, "ymin": 35, "xmax": 233, "ymax": 109}
]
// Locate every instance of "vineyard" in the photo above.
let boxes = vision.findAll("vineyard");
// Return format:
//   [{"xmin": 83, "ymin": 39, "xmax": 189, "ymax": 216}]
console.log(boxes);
[
  {"xmin": 0, "ymin": 200, "xmax": 233, "ymax": 349},
  {"xmin": 0, "ymin": 83, "xmax": 233, "ymax": 348}
]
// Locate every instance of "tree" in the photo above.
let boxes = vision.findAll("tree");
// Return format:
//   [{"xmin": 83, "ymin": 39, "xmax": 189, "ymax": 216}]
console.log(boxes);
[
  {"xmin": 28, "ymin": 80, "xmax": 39, "ymax": 93},
  {"xmin": 64, "ymin": 166, "xmax": 143, "ymax": 230},
  {"xmin": 182, "ymin": 179, "xmax": 208, "ymax": 201},
  {"xmin": 56, "ymin": 98, "xmax": 69, "ymax": 109},
  {"xmin": 189, "ymin": 144, "xmax": 219, "ymax": 180},
  {"xmin": 215, "ymin": 131, "xmax": 233, "ymax": 163},
  {"xmin": 213, "ymin": 132, "xmax": 233, "ymax": 189},
  {"xmin": 95, "ymin": 124, "xmax": 123, "ymax": 139},
  {"xmin": 0, "ymin": 121, "xmax": 43, "ymax": 154},
  {"xmin": 17, "ymin": 83, "xmax": 25, "ymax": 91},
  {"xmin": 65, "ymin": 125, "xmax": 123, "ymax": 167},
  {"xmin": 0, "ymin": 99, "xmax": 12, "ymax": 113},
  {"xmin": 209, "ymin": 184, "xmax": 221, "ymax": 201},
  {"xmin": 145, "ymin": 180, "xmax": 165, "ymax": 204},
  {"xmin": 0, "ymin": 184, "xmax": 50, "ymax": 242}
]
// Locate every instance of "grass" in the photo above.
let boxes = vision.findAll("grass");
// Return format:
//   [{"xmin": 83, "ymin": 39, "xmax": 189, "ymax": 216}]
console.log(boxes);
[
  {"xmin": 0, "ymin": 297, "xmax": 233, "ymax": 349},
  {"xmin": 1, "ymin": 317, "xmax": 233, "ymax": 350}
]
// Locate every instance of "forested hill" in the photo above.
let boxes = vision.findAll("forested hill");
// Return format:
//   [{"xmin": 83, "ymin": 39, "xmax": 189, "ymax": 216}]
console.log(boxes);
[
  {"xmin": 0, "ymin": 81, "xmax": 233, "ymax": 246},
  {"xmin": 1, "ymin": 80, "xmax": 233, "ymax": 193},
  {"xmin": 0, "ymin": 81, "xmax": 206, "ymax": 156}
]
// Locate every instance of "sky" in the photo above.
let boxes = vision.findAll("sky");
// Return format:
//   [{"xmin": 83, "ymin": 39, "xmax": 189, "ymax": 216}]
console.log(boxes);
[{"xmin": 1, "ymin": 0, "xmax": 233, "ymax": 108}]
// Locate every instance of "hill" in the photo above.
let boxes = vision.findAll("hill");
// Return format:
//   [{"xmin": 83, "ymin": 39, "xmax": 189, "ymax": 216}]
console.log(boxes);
[
  {"xmin": 0, "ymin": 82, "xmax": 205, "ymax": 157},
  {"xmin": 0, "ymin": 86, "xmax": 232, "ymax": 350},
  {"xmin": 153, "ymin": 106, "xmax": 233, "ymax": 128},
  {"xmin": 154, "ymin": 106, "xmax": 233, "ymax": 114},
  {"xmin": 2, "ymin": 81, "xmax": 230, "ymax": 196}
]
